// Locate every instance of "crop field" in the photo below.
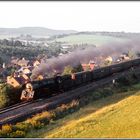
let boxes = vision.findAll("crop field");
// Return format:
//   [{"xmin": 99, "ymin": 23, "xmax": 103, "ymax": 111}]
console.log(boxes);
[
  {"xmin": 56, "ymin": 34, "xmax": 129, "ymax": 46},
  {"xmin": 26, "ymin": 83, "xmax": 140, "ymax": 138}
]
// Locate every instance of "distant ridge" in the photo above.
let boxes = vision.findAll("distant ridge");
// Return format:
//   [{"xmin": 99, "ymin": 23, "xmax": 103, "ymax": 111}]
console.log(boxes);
[{"xmin": 0, "ymin": 27, "xmax": 77, "ymax": 37}]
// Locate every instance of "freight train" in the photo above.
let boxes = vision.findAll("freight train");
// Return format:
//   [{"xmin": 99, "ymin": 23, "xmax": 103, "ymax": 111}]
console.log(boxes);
[{"xmin": 20, "ymin": 58, "xmax": 140, "ymax": 101}]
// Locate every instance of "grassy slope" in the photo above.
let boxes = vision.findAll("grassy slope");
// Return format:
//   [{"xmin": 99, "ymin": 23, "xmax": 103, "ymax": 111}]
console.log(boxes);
[
  {"xmin": 26, "ymin": 84, "xmax": 140, "ymax": 138},
  {"xmin": 56, "ymin": 34, "xmax": 128, "ymax": 46}
]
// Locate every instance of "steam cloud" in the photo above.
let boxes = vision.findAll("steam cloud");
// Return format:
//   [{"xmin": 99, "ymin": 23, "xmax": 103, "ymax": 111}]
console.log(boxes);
[{"xmin": 31, "ymin": 39, "xmax": 140, "ymax": 79}]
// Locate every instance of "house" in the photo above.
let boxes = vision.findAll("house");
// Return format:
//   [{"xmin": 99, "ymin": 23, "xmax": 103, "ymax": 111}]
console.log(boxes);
[
  {"xmin": 7, "ymin": 76, "xmax": 28, "ymax": 87},
  {"xmin": 37, "ymin": 75, "xmax": 44, "ymax": 80},
  {"xmin": 33, "ymin": 60, "xmax": 40, "ymax": 67},
  {"xmin": 59, "ymin": 53, "xmax": 64, "ymax": 56},
  {"xmin": 21, "ymin": 74, "xmax": 30, "ymax": 81},
  {"xmin": 22, "ymin": 67, "xmax": 34, "ymax": 74},
  {"xmin": 120, "ymin": 54, "xmax": 130, "ymax": 61},
  {"xmin": 81, "ymin": 60, "xmax": 95, "ymax": 71},
  {"xmin": 61, "ymin": 44, "xmax": 72, "ymax": 52},
  {"xmin": 17, "ymin": 58, "xmax": 30, "ymax": 67},
  {"xmin": 11, "ymin": 58, "xmax": 19, "ymax": 65},
  {"xmin": 116, "ymin": 54, "xmax": 130, "ymax": 62},
  {"xmin": 17, "ymin": 66, "xmax": 34, "ymax": 74},
  {"xmin": 81, "ymin": 64, "xmax": 90, "ymax": 71},
  {"xmin": 21, "ymin": 73, "xmax": 32, "ymax": 81}
]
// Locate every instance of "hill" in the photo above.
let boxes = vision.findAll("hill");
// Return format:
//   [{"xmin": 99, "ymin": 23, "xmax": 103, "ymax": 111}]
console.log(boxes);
[
  {"xmin": 46, "ymin": 84, "xmax": 140, "ymax": 138},
  {"xmin": 56, "ymin": 34, "xmax": 129, "ymax": 46},
  {"xmin": 27, "ymin": 83, "xmax": 140, "ymax": 138},
  {"xmin": 0, "ymin": 27, "xmax": 77, "ymax": 38}
]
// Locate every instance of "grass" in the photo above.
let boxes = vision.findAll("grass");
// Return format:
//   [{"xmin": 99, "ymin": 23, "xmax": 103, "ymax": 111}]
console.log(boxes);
[
  {"xmin": 56, "ymin": 34, "xmax": 129, "ymax": 46},
  {"xmin": 0, "ymin": 100, "xmax": 79, "ymax": 138},
  {"xmin": 26, "ymin": 83, "xmax": 140, "ymax": 138}
]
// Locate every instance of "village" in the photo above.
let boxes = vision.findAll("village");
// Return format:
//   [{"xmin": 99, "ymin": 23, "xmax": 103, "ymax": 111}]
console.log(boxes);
[
  {"xmin": 1, "ymin": 1, "xmax": 140, "ymax": 138},
  {"xmin": 1, "ymin": 51, "xmax": 131, "ymax": 88}
]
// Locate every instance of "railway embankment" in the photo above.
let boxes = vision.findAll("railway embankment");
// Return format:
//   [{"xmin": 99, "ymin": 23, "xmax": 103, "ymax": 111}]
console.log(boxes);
[
  {"xmin": 0, "ymin": 66, "xmax": 139, "ymax": 126},
  {"xmin": 40, "ymin": 83, "xmax": 140, "ymax": 138},
  {"xmin": 1, "ymin": 67, "xmax": 140, "ymax": 138}
]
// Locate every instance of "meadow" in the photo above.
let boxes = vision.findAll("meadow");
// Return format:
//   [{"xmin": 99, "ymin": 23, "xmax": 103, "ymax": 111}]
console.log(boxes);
[
  {"xmin": 26, "ymin": 83, "xmax": 140, "ymax": 138},
  {"xmin": 56, "ymin": 34, "xmax": 129, "ymax": 46}
]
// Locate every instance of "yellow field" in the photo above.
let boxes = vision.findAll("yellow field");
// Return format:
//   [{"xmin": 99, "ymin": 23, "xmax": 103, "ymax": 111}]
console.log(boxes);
[
  {"xmin": 26, "ymin": 84, "xmax": 140, "ymax": 138},
  {"xmin": 45, "ymin": 88, "xmax": 140, "ymax": 138}
]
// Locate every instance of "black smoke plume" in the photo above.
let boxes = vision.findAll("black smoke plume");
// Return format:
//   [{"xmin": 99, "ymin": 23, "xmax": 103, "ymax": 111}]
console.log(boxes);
[{"xmin": 31, "ymin": 39, "xmax": 140, "ymax": 79}]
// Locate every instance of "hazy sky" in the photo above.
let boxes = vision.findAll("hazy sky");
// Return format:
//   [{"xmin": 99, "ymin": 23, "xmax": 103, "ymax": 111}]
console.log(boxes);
[{"xmin": 0, "ymin": 2, "xmax": 140, "ymax": 32}]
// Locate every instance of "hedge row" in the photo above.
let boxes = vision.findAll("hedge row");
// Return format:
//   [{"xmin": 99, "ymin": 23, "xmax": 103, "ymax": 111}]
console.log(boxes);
[{"xmin": 0, "ymin": 100, "xmax": 79, "ymax": 138}]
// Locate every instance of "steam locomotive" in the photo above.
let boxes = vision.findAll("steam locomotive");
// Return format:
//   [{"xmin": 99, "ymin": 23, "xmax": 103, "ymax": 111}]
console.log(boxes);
[{"xmin": 20, "ymin": 58, "xmax": 140, "ymax": 101}]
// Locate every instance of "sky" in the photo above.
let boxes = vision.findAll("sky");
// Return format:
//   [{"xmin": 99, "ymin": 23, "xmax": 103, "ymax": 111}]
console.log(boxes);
[{"xmin": 0, "ymin": 1, "xmax": 140, "ymax": 32}]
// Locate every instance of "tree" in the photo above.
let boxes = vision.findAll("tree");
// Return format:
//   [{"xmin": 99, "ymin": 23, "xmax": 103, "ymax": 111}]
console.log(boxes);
[
  {"xmin": 0, "ymin": 56, "xmax": 3, "ymax": 65},
  {"xmin": 0, "ymin": 84, "xmax": 20, "ymax": 108},
  {"xmin": 14, "ymin": 40, "xmax": 22, "ymax": 47},
  {"xmin": 128, "ymin": 50, "xmax": 136, "ymax": 59},
  {"xmin": 84, "ymin": 65, "xmax": 91, "ymax": 71},
  {"xmin": 62, "ymin": 65, "xmax": 75, "ymax": 75},
  {"xmin": 62, "ymin": 64, "xmax": 83, "ymax": 75},
  {"xmin": 74, "ymin": 64, "xmax": 83, "ymax": 72}
]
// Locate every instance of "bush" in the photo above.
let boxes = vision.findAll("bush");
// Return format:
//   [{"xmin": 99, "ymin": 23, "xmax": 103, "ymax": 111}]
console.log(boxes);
[
  {"xmin": 2, "ymin": 124, "xmax": 12, "ymax": 133},
  {"xmin": 29, "ymin": 120, "xmax": 43, "ymax": 129},
  {"xmin": 101, "ymin": 88, "xmax": 113, "ymax": 97},
  {"xmin": 116, "ymin": 72, "xmax": 140, "ymax": 87},
  {"xmin": 0, "ymin": 83, "xmax": 21, "ymax": 108},
  {"xmin": 33, "ymin": 111, "xmax": 55, "ymax": 124},
  {"xmin": 92, "ymin": 91, "xmax": 102, "ymax": 100},
  {"xmin": 13, "ymin": 122, "xmax": 31, "ymax": 132},
  {"xmin": 9, "ymin": 130, "xmax": 25, "ymax": 138},
  {"xmin": 62, "ymin": 65, "xmax": 75, "ymax": 75},
  {"xmin": 0, "ymin": 124, "xmax": 13, "ymax": 137},
  {"xmin": 0, "ymin": 84, "xmax": 10, "ymax": 108}
]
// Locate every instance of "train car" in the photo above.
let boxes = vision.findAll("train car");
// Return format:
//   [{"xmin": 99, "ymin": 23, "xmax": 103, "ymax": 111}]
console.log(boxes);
[
  {"xmin": 131, "ymin": 58, "xmax": 140, "ymax": 67},
  {"xmin": 21, "ymin": 57, "xmax": 140, "ymax": 101},
  {"xmin": 109, "ymin": 58, "xmax": 139, "ymax": 74},
  {"xmin": 82, "ymin": 71, "xmax": 92, "ymax": 83},
  {"xmin": 20, "ymin": 77, "xmax": 59, "ymax": 100},
  {"xmin": 73, "ymin": 72, "xmax": 84, "ymax": 87},
  {"xmin": 109, "ymin": 63, "xmax": 123, "ymax": 74},
  {"xmin": 91, "ymin": 66, "xmax": 110, "ymax": 80},
  {"xmin": 61, "ymin": 74, "xmax": 73, "ymax": 91}
]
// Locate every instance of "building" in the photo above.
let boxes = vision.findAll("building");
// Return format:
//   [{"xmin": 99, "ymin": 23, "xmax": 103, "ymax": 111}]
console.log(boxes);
[
  {"xmin": 17, "ymin": 58, "xmax": 29, "ymax": 67},
  {"xmin": 37, "ymin": 75, "xmax": 44, "ymax": 80},
  {"xmin": 21, "ymin": 74, "xmax": 30, "ymax": 81},
  {"xmin": 22, "ymin": 67, "xmax": 34, "ymax": 74},
  {"xmin": 61, "ymin": 44, "xmax": 72, "ymax": 52},
  {"xmin": 116, "ymin": 54, "xmax": 130, "ymax": 62},
  {"xmin": 33, "ymin": 60, "xmax": 40, "ymax": 67},
  {"xmin": 89, "ymin": 60, "xmax": 95, "ymax": 70},
  {"xmin": 7, "ymin": 76, "xmax": 28, "ymax": 87},
  {"xmin": 18, "ymin": 66, "xmax": 34, "ymax": 74},
  {"xmin": 81, "ymin": 60, "xmax": 95, "ymax": 71}
]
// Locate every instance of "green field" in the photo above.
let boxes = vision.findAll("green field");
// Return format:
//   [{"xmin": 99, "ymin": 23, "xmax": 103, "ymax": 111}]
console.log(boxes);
[
  {"xmin": 26, "ymin": 83, "xmax": 140, "ymax": 138},
  {"xmin": 56, "ymin": 34, "xmax": 129, "ymax": 46}
]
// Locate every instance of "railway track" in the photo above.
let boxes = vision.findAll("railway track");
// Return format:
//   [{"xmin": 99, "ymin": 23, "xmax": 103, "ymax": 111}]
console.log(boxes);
[
  {"xmin": 0, "ymin": 67, "xmax": 140, "ymax": 126},
  {"xmin": 0, "ymin": 99, "xmax": 43, "ymax": 115}
]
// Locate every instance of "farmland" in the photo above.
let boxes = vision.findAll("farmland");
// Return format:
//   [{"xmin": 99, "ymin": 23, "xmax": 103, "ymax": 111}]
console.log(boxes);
[{"xmin": 56, "ymin": 34, "xmax": 129, "ymax": 46}]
